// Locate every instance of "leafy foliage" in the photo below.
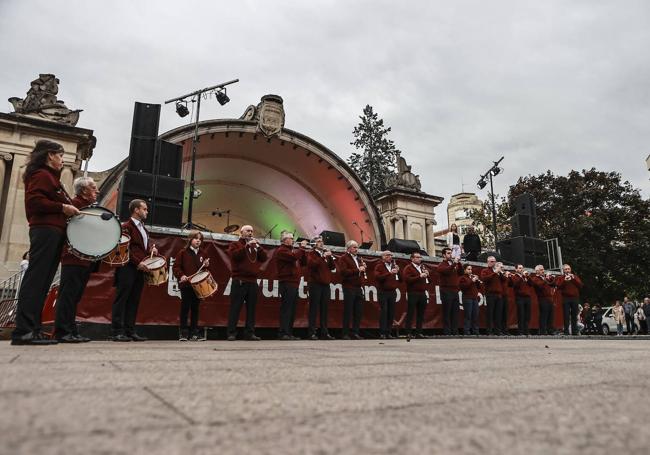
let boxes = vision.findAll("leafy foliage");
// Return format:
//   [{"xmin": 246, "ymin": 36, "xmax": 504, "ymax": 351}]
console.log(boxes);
[{"xmin": 348, "ymin": 105, "xmax": 399, "ymax": 196}]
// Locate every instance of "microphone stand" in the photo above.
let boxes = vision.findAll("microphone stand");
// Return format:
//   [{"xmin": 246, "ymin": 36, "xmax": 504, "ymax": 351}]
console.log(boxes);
[{"xmin": 264, "ymin": 224, "xmax": 278, "ymax": 239}]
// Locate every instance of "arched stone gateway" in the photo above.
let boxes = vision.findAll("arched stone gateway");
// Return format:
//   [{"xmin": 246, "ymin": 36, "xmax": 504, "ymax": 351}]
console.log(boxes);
[{"xmin": 100, "ymin": 99, "xmax": 385, "ymax": 247}]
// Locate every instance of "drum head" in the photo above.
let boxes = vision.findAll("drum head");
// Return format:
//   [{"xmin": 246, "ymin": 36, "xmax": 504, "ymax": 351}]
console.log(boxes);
[
  {"xmin": 190, "ymin": 271, "xmax": 209, "ymax": 283},
  {"xmin": 67, "ymin": 206, "xmax": 121, "ymax": 258},
  {"xmin": 143, "ymin": 256, "xmax": 166, "ymax": 269},
  {"xmin": 119, "ymin": 234, "xmax": 130, "ymax": 245}
]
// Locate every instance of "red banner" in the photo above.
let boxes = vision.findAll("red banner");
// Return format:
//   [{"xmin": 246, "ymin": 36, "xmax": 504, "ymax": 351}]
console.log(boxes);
[{"xmin": 42, "ymin": 234, "xmax": 564, "ymax": 330}]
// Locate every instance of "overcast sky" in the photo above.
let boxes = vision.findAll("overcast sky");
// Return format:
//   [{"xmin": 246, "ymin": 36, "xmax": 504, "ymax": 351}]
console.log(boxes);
[{"xmin": 2, "ymin": 0, "xmax": 649, "ymax": 225}]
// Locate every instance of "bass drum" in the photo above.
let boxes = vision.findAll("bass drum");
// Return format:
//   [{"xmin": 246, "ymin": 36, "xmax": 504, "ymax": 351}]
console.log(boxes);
[{"xmin": 66, "ymin": 206, "xmax": 121, "ymax": 261}]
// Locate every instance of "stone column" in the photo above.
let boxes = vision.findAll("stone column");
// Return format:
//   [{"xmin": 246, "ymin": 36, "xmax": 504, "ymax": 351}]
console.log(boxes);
[
  {"xmin": 393, "ymin": 215, "xmax": 404, "ymax": 239},
  {"xmin": 426, "ymin": 219, "xmax": 436, "ymax": 256},
  {"xmin": 61, "ymin": 166, "xmax": 74, "ymax": 195}
]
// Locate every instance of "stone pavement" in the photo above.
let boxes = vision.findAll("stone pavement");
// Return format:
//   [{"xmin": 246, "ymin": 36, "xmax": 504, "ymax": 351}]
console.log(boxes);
[{"xmin": 1, "ymin": 338, "xmax": 649, "ymax": 455}]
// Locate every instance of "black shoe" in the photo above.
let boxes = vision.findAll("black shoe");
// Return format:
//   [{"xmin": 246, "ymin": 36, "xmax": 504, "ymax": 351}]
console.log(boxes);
[
  {"xmin": 341, "ymin": 335, "xmax": 351, "ymax": 340},
  {"xmin": 321, "ymin": 334, "xmax": 335, "ymax": 340},
  {"xmin": 279, "ymin": 335, "xmax": 292, "ymax": 341},
  {"xmin": 290, "ymin": 336, "xmax": 301, "ymax": 340},
  {"xmin": 129, "ymin": 333, "xmax": 147, "ymax": 342},
  {"xmin": 245, "ymin": 335, "xmax": 261, "ymax": 341},
  {"xmin": 57, "ymin": 334, "xmax": 82, "ymax": 343},
  {"xmin": 227, "ymin": 335, "xmax": 236, "ymax": 341},
  {"xmin": 308, "ymin": 334, "xmax": 318, "ymax": 340},
  {"xmin": 74, "ymin": 334, "xmax": 92, "ymax": 342},
  {"xmin": 111, "ymin": 334, "xmax": 132, "ymax": 342},
  {"xmin": 11, "ymin": 332, "xmax": 58, "ymax": 346},
  {"xmin": 352, "ymin": 334, "xmax": 364, "ymax": 340}
]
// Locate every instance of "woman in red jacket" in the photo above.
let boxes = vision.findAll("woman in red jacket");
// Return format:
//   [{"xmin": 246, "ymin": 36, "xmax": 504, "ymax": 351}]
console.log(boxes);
[
  {"xmin": 12, "ymin": 140, "xmax": 80, "ymax": 345},
  {"xmin": 173, "ymin": 230, "xmax": 210, "ymax": 341}
]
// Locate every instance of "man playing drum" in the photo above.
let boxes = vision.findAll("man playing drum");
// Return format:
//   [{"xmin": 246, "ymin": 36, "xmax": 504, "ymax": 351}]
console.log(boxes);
[
  {"xmin": 54, "ymin": 177, "xmax": 100, "ymax": 343},
  {"xmin": 111, "ymin": 199, "xmax": 157, "ymax": 342},
  {"xmin": 172, "ymin": 230, "xmax": 210, "ymax": 341}
]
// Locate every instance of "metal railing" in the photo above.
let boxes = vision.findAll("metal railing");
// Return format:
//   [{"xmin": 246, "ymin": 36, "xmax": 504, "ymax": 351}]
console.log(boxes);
[{"xmin": 545, "ymin": 238, "xmax": 563, "ymax": 271}]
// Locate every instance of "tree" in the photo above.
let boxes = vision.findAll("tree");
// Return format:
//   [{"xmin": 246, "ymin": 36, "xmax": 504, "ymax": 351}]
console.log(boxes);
[
  {"xmin": 348, "ymin": 105, "xmax": 400, "ymax": 196},
  {"xmin": 468, "ymin": 192, "xmax": 512, "ymax": 250},
  {"xmin": 473, "ymin": 168, "xmax": 650, "ymax": 303}
]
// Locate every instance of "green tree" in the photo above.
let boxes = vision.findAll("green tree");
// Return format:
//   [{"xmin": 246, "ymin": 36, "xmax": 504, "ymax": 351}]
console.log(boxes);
[
  {"xmin": 468, "ymin": 192, "xmax": 512, "ymax": 250},
  {"xmin": 348, "ymin": 105, "xmax": 400, "ymax": 196},
  {"xmin": 474, "ymin": 168, "xmax": 650, "ymax": 303}
]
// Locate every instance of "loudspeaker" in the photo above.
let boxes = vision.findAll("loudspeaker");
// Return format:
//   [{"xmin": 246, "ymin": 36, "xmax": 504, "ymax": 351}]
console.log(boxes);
[
  {"xmin": 153, "ymin": 175, "xmax": 184, "ymax": 202},
  {"xmin": 513, "ymin": 193, "xmax": 536, "ymax": 217},
  {"xmin": 128, "ymin": 138, "xmax": 156, "ymax": 173},
  {"xmin": 120, "ymin": 171, "xmax": 154, "ymax": 199},
  {"xmin": 387, "ymin": 238, "xmax": 424, "ymax": 255},
  {"xmin": 497, "ymin": 236, "xmax": 547, "ymax": 268},
  {"xmin": 157, "ymin": 140, "xmax": 183, "ymax": 178},
  {"xmin": 150, "ymin": 200, "xmax": 183, "ymax": 227},
  {"xmin": 511, "ymin": 193, "xmax": 537, "ymax": 237},
  {"xmin": 320, "ymin": 230, "xmax": 345, "ymax": 247},
  {"xmin": 117, "ymin": 171, "xmax": 185, "ymax": 226},
  {"xmin": 127, "ymin": 103, "xmax": 161, "ymax": 174},
  {"xmin": 131, "ymin": 102, "xmax": 160, "ymax": 138}
]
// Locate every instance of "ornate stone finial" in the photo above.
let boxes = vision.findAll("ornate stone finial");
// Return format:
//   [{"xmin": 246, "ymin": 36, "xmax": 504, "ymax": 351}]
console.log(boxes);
[
  {"xmin": 386, "ymin": 153, "xmax": 422, "ymax": 191},
  {"xmin": 239, "ymin": 94, "xmax": 285, "ymax": 137},
  {"xmin": 8, "ymin": 74, "xmax": 82, "ymax": 126}
]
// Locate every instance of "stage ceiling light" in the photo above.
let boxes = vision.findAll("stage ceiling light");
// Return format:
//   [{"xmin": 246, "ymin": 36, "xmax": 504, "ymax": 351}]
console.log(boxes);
[
  {"xmin": 492, "ymin": 167, "xmax": 502, "ymax": 176},
  {"xmin": 216, "ymin": 90, "xmax": 230, "ymax": 106},
  {"xmin": 477, "ymin": 178, "xmax": 487, "ymax": 189},
  {"xmin": 175, "ymin": 101, "xmax": 189, "ymax": 117}
]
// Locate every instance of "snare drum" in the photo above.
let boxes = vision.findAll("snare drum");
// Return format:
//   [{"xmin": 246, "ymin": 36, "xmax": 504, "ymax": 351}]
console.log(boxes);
[
  {"xmin": 190, "ymin": 271, "xmax": 218, "ymax": 299},
  {"xmin": 142, "ymin": 256, "xmax": 168, "ymax": 286},
  {"xmin": 67, "ymin": 206, "xmax": 121, "ymax": 261},
  {"xmin": 103, "ymin": 234, "xmax": 130, "ymax": 266}
]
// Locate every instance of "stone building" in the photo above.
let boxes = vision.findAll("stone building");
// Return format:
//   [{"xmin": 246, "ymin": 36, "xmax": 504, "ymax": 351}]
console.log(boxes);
[{"xmin": 446, "ymin": 192, "xmax": 483, "ymax": 239}]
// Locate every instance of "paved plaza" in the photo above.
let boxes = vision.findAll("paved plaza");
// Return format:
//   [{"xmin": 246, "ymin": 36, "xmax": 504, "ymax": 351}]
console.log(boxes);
[{"xmin": 1, "ymin": 337, "xmax": 649, "ymax": 454}]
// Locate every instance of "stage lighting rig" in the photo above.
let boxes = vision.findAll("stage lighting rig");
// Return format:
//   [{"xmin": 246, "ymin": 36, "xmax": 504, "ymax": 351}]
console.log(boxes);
[
  {"xmin": 216, "ymin": 88, "xmax": 230, "ymax": 106},
  {"xmin": 476, "ymin": 156, "xmax": 505, "ymax": 250},
  {"xmin": 175, "ymin": 101, "xmax": 190, "ymax": 118}
]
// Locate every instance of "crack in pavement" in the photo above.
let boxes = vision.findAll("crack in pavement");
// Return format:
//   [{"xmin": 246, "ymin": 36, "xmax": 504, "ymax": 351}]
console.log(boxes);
[{"xmin": 143, "ymin": 386, "xmax": 196, "ymax": 426}]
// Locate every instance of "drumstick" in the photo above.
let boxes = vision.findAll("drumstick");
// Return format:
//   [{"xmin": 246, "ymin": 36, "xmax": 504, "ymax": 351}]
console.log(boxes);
[
  {"xmin": 150, "ymin": 244, "xmax": 156, "ymax": 259},
  {"xmin": 78, "ymin": 211, "xmax": 113, "ymax": 220},
  {"xmin": 187, "ymin": 262, "xmax": 206, "ymax": 280}
]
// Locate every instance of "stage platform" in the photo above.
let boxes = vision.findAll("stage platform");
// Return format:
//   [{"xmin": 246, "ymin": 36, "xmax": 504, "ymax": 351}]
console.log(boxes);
[{"xmin": 2, "ymin": 338, "xmax": 649, "ymax": 454}]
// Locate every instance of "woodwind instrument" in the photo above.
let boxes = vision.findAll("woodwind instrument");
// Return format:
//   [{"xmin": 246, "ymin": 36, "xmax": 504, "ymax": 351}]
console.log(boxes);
[
  {"xmin": 421, "ymin": 264, "xmax": 430, "ymax": 284},
  {"xmin": 391, "ymin": 260, "xmax": 399, "ymax": 281},
  {"xmin": 359, "ymin": 256, "xmax": 368, "ymax": 280},
  {"xmin": 470, "ymin": 273, "xmax": 482, "ymax": 284}
]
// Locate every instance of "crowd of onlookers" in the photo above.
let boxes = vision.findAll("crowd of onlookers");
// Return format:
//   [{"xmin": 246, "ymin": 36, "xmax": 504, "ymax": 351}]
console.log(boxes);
[{"xmin": 579, "ymin": 297, "xmax": 650, "ymax": 336}]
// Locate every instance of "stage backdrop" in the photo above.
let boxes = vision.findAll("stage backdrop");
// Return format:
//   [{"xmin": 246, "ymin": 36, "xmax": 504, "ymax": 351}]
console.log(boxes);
[{"xmin": 41, "ymin": 234, "xmax": 564, "ymax": 330}]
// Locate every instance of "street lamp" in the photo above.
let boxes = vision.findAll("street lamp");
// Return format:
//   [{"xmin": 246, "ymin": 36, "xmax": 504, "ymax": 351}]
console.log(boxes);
[
  {"xmin": 477, "ymin": 156, "xmax": 504, "ymax": 251},
  {"xmin": 165, "ymin": 78, "xmax": 239, "ymax": 229}
]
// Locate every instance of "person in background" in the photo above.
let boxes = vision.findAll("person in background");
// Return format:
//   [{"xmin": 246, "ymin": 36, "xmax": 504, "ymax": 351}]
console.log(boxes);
[
  {"xmin": 622, "ymin": 297, "xmax": 635, "ymax": 335},
  {"xmin": 582, "ymin": 302, "xmax": 594, "ymax": 334},
  {"xmin": 643, "ymin": 298, "xmax": 650, "ymax": 335},
  {"xmin": 592, "ymin": 304, "xmax": 603, "ymax": 334},
  {"xmin": 462, "ymin": 226, "xmax": 481, "ymax": 262},
  {"xmin": 635, "ymin": 301, "xmax": 647, "ymax": 335},
  {"xmin": 446, "ymin": 224, "xmax": 462, "ymax": 261},
  {"xmin": 612, "ymin": 300, "xmax": 625, "ymax": 336}
]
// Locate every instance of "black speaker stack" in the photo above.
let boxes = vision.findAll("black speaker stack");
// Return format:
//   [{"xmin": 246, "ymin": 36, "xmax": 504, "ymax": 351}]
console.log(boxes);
[
  {"xmin": 497, "ymin": 193, "xmax": 547, "ymax": 268},
  {"xmin": 117, "ymin": 102, "xmax": 185, "ymax": 227}
]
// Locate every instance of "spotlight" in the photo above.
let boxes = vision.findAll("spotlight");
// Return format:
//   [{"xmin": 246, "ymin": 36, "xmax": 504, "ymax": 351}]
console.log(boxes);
[
  {"xmin": 192, "ymin": 188, "xmax": 202, "ymax": 199},
  {"xmin": 175, "ymin": 101, "xmax": 189, "ymax": 118},
  {"xmin": 491, "ymin": 167, "xmax": 502, "ymax": 176},
  {"xmin": 216, "ymin": 89, "xmax": 230, "ymax": 106},
  {"xmin": 477, "ymin": 179, "xmax": 487, "ymax": 190}
]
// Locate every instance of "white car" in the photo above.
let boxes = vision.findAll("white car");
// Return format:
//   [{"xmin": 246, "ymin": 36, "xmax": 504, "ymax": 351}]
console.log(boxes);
[{"xmin": 599, "ymin": 306, "xmax": 640, "ymax": 335}]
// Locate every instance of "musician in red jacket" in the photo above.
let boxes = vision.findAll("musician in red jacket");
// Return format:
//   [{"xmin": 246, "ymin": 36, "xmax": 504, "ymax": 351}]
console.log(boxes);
[
  {"xmin": 459, "ymin": 264, "xmax": 482, "ymax": 335},
  {"xmin": 306, "ymin": 236, "xmax": 336, "ymax": 340},
  {"xmin": 12, "ymin": 140, "xmax": 80, "ymax": 345},
  {"xmin": 555, "ymin": 263, "xmax": 584, "ymax": 336},
  {"xmin": 479, "ymin": 256, "xmax": 508, "ymax": 336},
  {"xmin": 530, "ymin": 265, "xmax": 556, "ymax": 335},
  {"xmin": 374, "ymin": 250, "xmax": 400, "ymax": 339},
  {"xmin": 111, "ymin": 199, "xmax": 158, "ymax": 342},
  {"xmin": 54, "ymin": 177, "xmax": 99, "ymax": 343},
  {"xmin": 402, "ymin": 252, "xmax": 430, "ymax": 338},
  {"xmin": 339, "ymin": 240, "xmax": 368, "ymax": 339},
  {"xmin": 437, "ymin": 247, "xmax": 464, "ymax": 335},
  {"xmin": 509, "ymin": 264, "xmax": 534, "ymax": 336},
  {"xmin": 274, "ymin": 231, "xmax": 307, "ymax": 340},
  {"xmin": 172, "ymin": 230, "xmax": 210, "ymax": 341},
  {"xmin": 226, "ymin": 225, "xmax": 268, "ymax": 341}
]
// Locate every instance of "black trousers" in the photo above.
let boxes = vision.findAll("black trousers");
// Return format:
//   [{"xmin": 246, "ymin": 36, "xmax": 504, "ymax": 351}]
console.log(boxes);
[
  {"xmin": 516, "ymin": 296, "xmax": 531, "ymax": 335},
  {"xmin": 228, "ymin": 279, "xmax": 258, "ymax": 336},
  {"xmin": 562, "ymin": 298, "xmax": 579, "ymax": 335},
  {"xmin": 308, "ymin": 283, "xmax": 330, "ymax": 335},
  {"xmin": 278, "ymin": 282, "xmax": 298, "ymax": 336},
  {"xmin": 179, "ymin": 286, "xmax": 200, "ymax": 335},
  {"xmin": 378, "ymin": 290, "xmax": 396, "ymax": 335},
  {"xmin": 342, "ymin": 287, "xmax": 364, "ymax": 336},
  {"xmin": 538, "ymin": 299, "xmax": 554, "ymax": 335},
  {"xmin": 55, "ymin": 264, "xmax": 92, "ymax": 337},
  {"xmin": 624, "ymin": 313, "xmax": 634, "ymax": 334},
  {"xmin": 486, "ymin": 294, "xmax": 504, "ymax": 335},
  {"xmin": 405, "ymin": 291, "xmax": 427, "ymax": 334},
  {"xmin": 13, "ymin": 227, "xmax": 65, "ymax": 339},
  {"xmin": 465, "ymin": 251, "xmax": 479, "ymax": 261},
  {"xmin": 441, "ymin": 290, "xmax": 460, "ymax": 335},
  {"xmin": 112, "ymin": 264, "xmax": 145, "ymax": 336}
]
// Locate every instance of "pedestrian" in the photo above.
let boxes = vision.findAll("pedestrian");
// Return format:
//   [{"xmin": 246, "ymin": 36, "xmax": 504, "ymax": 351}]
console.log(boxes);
[
  {"xmin": 636, "ymin": 301, "xmax": 647, "ymax": 335},
  {"xmin": 612, "ymin": 301, "xmax": 625, "ymax": 336},
  {"xmin": 643, "ymin": 298, "xmax": 650, "ymax": 335},
  {"xmin": 622, "ymin": 297, "xmax": 635, "ymax": 335}
]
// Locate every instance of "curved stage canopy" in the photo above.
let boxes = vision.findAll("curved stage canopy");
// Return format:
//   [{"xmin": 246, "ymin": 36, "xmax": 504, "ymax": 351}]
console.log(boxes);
[{"xmin": 100, "ymin": 118, "xmax": 385, "ymax": 247}]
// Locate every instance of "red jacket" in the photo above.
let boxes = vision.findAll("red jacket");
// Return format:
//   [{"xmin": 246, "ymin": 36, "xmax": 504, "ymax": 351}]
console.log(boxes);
[
  {"xmin": 530, "ymin": 274, "xmax": 555, "ymax": 301},
  {"xmin": 480, "ymin": 267, "xmax": 508, "ymax": 296},
  {"xmin": 437, "ymin": 260, "xmax": 463, "ymax": 292},
  {"xmin": 556, "ymin": 274, "xmax": 583, "ymax": 298},
  {"xmin": 173, "ymin": 246, "xmax": 208, "ymax": 288},
  {"xmin": 338, "ymin": 253, "xmax": 366, "ymax": 288},
  {"xmin": 374, "ymin": 261, "xmax": 400, "ymax": 291},
  {"xmin": 459, "ymin": 275, "xmax": 482, "ymax": 300},
  {"xmin": 122, "ymin": 218, "xmax": 153, "ymax": 267},
  {"xmin": 403, "ymin": 262, "xmax": 429, "ymax": 293},
  {"xmin": 24, "ymin": 166, "xmax": 71, "ymax": 232},
  {"xmin": 274, "ymin": 244, "xmax": 307, "ymax": 285},
  {"xmin": 306, "ymin": 250, "xmax": 335, "ymax": 285},
  {"xmin": 510, "ymin": 273, "xmax": 534, "ymax": 298},
  {"xmin": 60, "ymin": 195, "xmax": 97, "ymax": 267},
  {"xmin": 227, "ymin": 238, "xmax": 268, "ymax": 282}
]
